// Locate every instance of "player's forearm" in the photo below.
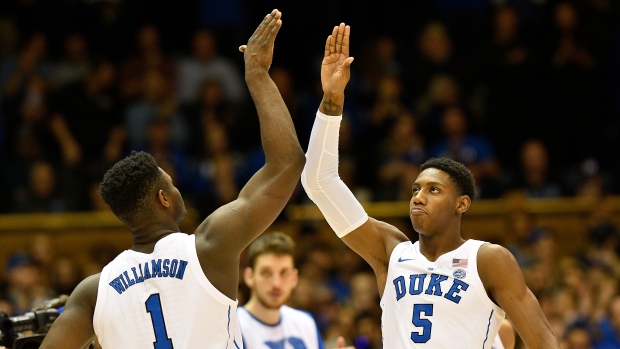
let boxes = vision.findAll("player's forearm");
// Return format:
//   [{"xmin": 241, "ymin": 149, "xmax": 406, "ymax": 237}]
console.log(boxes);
[
  {"xmin": 319, "ymin": 92, "xmax": 345, "ymax": 116},
  {"xmin": 245, "ymin": 70, "xmax": 304, "ymax": 168},
  {"xmin": 301, "ymin": 108, "xmax": 367, "ymax": 237}
]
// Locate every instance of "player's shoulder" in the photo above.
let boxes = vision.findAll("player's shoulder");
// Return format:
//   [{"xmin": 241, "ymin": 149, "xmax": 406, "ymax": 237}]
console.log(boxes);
[
  {"xmin": 281, "ymin": 305, "xmax": 317, "ymax": 323},
  {"xmin": 70, "ymin": 273, "xmax": 101, "ymax": 310},
  {"xmin": 477, "ymin": 242, "xmax": 522, "ymax": 281},
  {"xmin": 478, "ymin": 242, "xmax": 513, "ymax": 260}
]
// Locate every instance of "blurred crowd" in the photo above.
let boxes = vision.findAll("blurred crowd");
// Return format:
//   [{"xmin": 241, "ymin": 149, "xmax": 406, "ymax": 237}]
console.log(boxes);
[{"xmin": 1, "ymin": 0, "xmax": 620, "ymax": 348}]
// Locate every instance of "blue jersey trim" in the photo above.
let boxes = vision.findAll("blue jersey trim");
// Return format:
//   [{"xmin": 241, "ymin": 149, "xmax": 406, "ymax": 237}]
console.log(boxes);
[
  {"xmin": 316, "ymin": 320, "xmax": 326, "ymax": 349},
  {"xmin": 482, "ymin": 309, "xmax": 494, "ymax": 348},
  {"xmin": 240, "ymin": 306, "xmax": 282, "ymax": 327},
  {"xmin": 226, "ymin": 305, "xmax": 232, "ymax": 349}
]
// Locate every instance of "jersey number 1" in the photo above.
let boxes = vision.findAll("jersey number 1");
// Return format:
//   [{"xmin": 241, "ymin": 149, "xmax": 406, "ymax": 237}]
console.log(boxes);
[
  {"xmin": 411, "ymin": 303, "xmax": 433, "ymax": 343},
  {"xmin": 145, "ymin": 293, "xmax": 174, "ymax": 349}
]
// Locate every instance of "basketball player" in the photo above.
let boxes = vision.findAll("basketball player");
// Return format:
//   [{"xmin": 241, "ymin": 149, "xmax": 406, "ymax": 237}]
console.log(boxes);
[
  {"xmin": 39, "ymin": 9, "xmax": 306, "ymax": 348},
  {"xmin": 237, "ymin": 232, "xmax": 325, "ymax": 348},
  {"xmin": 300, "ymin": 23, "xmax": 560, "ymax": 348}
]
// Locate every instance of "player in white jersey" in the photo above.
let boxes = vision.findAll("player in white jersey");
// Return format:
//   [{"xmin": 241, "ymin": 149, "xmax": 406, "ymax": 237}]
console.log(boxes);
[
  {"xmin": 39, "ymin": 9, "xmax": 306, "ymax": 349},
  {"xmin": 237, "ymin": 232, "xmax": 326, "ymax": 349},
  {"xmin": 300, "ymin": 23, "xmax": 559, "ymax": 348}
]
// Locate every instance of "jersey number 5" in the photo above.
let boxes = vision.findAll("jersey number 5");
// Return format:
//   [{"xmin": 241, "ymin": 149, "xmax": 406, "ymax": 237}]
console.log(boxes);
[
  {"xmin": 411, "ymin": 303, "xmax": 433, "ymax": 343},
  {"xmin": 145, "ymin": 293, "xmax": 174, "ymax": 349}
]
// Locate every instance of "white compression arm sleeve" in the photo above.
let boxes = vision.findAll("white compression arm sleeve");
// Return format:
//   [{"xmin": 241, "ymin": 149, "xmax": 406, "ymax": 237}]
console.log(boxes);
[{"xmin": 301, "ymin": 110, "xmax": 368, "ymax": 237}]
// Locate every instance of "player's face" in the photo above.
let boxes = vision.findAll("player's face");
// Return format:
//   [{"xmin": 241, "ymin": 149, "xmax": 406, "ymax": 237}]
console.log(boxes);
[
  {"xmin": 247, "ymin": 254, "xmax": 298, "ymax": 310},
  {"xmin": 409, "ymin": 168, "xmax": 461, "ymax": 235},
  {"xmin": 160, "ymin": 168, "xmax": 187, "ymax": 224}
]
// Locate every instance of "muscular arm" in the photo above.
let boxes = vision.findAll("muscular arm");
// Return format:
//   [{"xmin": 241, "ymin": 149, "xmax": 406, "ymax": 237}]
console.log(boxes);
[
  {"xmin": 194, "ymin": 10, "xmax": 305, "ymax": 298},
  {"xmin": 301, "ymin": 24, "xmax": 408, "ymax": 296},
  {"xmin": 39, "ymin": 274, "xmax": 99, "ymax": 349},
  {"xmin": 478, "ymin": 244, "xmax": 559, "ymax": 349}
]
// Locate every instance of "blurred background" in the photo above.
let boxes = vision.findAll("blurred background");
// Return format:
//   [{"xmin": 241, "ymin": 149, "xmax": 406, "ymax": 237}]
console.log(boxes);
[{"xmin": 1, "ymin": 0, "xmax": 620, "ymax": 348}]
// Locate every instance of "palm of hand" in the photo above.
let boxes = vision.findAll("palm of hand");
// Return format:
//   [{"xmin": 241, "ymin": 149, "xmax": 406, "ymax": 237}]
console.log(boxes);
[
  {"xmin": 321, "ymin": 23, "xmax": 352, "ymax": 94},
  {"xmin": 321, "ymin": 53, "xmax": 349, "ymax": 92}
]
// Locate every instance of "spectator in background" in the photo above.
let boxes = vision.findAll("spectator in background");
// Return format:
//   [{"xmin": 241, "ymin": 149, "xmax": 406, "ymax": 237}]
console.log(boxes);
[
  {"xmin": 483, "ymin": 5, "xmax": 541, "ymax": 166},
  {"xmin": 0, "ymin": 31, "xmax": 54, "ymax": 106},
  {"xmin": 415, "ymin": 73, "xmax": 462, "ymax": 141},
  {"xmin": 508, "ymin": 139, "xmax": 563, "ymax": 198},
  {"xmin": 118, "ymin": 24, "xmax": 176, "ymax": 103},
  {"xmin": 427, "ymin": 104, "xmax": 503, "ymax": 198},
  {"xmin": 13, "ymin": 159, "xmax": 66, "ymax": 213},
  {"xmin": 124, "ymin": 68, "xmax": 189, "ymax": 151},
  {"xmin": 592, "ymin": 295, "xmax": 620, "ymax": 348},
  {"xmin": 182, "ymin": 78, "xmax": 248, "ymax": 157},
  {"xmin": 188, "ymin": 121, "xmax": 241, "ymax": 217},
  {"xmin": 375, "ymin": 113, "xmax": 426, "ymax": 201},
  {"xmin": 140, "ymin": 119, "xmax": 191, "ymax": 192},
  {"xmin": 52, "ymin": 32, "xmax": 91, "ymax": 88},
  {"xmin": 548, "ymin": 1, "xmax": 600, "ymax": 166},
  {"xmin": 503, "ymin": 208, "xmax": 538, "ymax": 267},
  {"xmin": 2, "ymin": 251, "xmax": 54, "ymax": 315},
  {"xmin": 48, "ymin": 58, "xmax": 125, "ymax": 210},
  {"xmin": 357, "ymin": 35, "xmax": 404, "ymax": 101},
  {"xmin": 49, "ymin": 255, "xmax": 82, "ymax": 296},
  {"xmin": 176, "ymin": 28, "xmax": 246, "ymax": 107},
  {"xmin": 356, "ymin": 73, "xmax": 412, "ymax": 197},
  {"xmin": 406, "ymin": 21, "xmax": 470, "ymax": 102}
]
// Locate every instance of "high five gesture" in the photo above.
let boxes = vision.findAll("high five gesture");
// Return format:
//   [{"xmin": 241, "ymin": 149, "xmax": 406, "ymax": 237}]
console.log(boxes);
[{"xmin": 320, "ymin": 23, "xmax": 354, "ymax": 115}]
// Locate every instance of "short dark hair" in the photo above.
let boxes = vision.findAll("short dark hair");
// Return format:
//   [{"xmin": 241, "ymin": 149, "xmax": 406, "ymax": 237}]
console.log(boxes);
[
  {"xmin": 99, "ymin": 151, "xmax": 165, "ymax": 224},
  {"xmin": 247, "ymin": 232, "xmax": 295, "ymax": 269},
  {"xmin": 420, "ymin": 157, "xmax": 476, "ymax": 200}
]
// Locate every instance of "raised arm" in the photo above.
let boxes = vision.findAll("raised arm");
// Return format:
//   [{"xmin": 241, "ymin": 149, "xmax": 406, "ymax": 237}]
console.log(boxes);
[
  {"xmin": 300, "ymin": 23, "xmax": 408, "ymax": 295},
  {"xmin": 193, "ymin": 10, "xmax": 305, "ymax": 297},
  {"xmin": 478, "ymin": 244, "xmax": 560, "ymax": 349}
]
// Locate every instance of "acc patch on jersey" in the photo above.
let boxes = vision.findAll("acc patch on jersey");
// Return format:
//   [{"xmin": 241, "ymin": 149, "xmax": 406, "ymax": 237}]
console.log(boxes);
[{"xmin": 453, "ymin": 269, "xmax": 466, "ymax": 279}]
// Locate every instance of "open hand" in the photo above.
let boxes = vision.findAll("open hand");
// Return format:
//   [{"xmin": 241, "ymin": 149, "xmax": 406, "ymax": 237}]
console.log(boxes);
[
  {"xmin": 321, "ymin": 23, "xmax": 354, "ymax": 95},
  {"xmin": 239, "ymin": 9, "xmax": 282, "ymax": 73}
]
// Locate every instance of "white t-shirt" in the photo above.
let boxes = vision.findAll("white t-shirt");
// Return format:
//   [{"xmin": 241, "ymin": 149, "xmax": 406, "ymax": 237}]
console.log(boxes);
[{"xmin": 237, "ymin": 305, "xmax": 325, "ymax": 349}]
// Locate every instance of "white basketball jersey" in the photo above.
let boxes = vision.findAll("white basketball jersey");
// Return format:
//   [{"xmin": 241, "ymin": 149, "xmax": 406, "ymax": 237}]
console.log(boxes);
[
  {"xmin": 380, "ymin": 239, "xmax": 505, "ymax": 348},
  {"xmin": 93, "ymin": 233, "xmax": 243, "ymax": 348},
  {"xmin": 492, "ymin": 335, "xmax": 505, "ymax": 349},
  {"xmin": 237, "ymin": 305, "xmax": 325, "ymax": 349}
]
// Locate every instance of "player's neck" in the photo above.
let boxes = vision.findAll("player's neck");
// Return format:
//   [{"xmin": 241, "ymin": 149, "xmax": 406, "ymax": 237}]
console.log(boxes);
[
  {"xmin": 244, "ymin": 297, "xmax": 281, "ymax": 325},
  {"xmin": 418, "ymin": 233, "xmax": 466, "ymax": 262},
  {"xmin": 130, "ymin": 227, "xmax": 178, "ymax": 253}
]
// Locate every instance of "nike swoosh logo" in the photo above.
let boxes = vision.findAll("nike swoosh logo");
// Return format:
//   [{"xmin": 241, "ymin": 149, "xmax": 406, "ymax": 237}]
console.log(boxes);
[{"xmin": 398, "ymin": 257, "xmax": 416, "ymax": 262}]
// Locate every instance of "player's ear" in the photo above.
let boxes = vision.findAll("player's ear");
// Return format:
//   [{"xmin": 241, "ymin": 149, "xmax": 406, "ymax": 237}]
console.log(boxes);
[
  {"xmin": 456, "ymin": 195, "xmax": 471, "ymax": 214},
  {"xmin": 243, "ymin": 267, "xmax": 254, "ymax": 287},
  {"xmin": 158, "ymin": 189, "xmax": 170, "ymax": 208}
]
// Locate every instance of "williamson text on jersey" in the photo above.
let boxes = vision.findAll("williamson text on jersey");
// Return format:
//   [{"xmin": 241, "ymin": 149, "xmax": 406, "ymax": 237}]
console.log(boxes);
[{"xmin": 108, "ymin": 259, "xmax": 189, "ymax": 294}]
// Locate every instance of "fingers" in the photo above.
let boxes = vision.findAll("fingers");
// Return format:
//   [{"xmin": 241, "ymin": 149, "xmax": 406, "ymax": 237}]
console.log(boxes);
[
  {"xmin": 330, "ymin": 25, "xmax": 338, "ymax": 54},
  {"xmin": 266, "ymin": 17, "xmax": 283, "ymax": 44},
  {"xmin": 342, "ymin": 25, "xmax": 351, "ymax": 56},
  {"xmin": 325, "ymin": 35, "xmax": 334, "ymax": 57},
  {"xmin": 251, "ymin": 9, "xmax": 280, "ymax": 42},
  {"xmin": 261, "ymin": 10, "xmax": 281, "ymax": 41},
  {"xmin": 335, "ymin": 23, "xmax": 345, "ymax": 54}
]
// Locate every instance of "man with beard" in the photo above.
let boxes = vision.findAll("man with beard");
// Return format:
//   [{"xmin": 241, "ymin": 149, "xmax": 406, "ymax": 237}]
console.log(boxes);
[{"xmin": 237, "ymin": 232, "xmax": 325, "ymax": 349}]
